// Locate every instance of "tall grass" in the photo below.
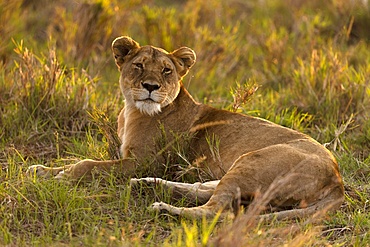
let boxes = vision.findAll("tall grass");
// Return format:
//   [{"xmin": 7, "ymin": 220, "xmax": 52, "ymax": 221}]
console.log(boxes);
[
  {"xmin": 1, "ymin": 40, "xmax": 96, "ymax": 161},
  {"xmin": 1, "ymin": 0, "xmax": 369, "ymax": 246}
]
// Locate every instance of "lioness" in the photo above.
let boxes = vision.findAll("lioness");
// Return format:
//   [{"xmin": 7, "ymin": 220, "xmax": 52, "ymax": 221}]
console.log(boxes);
[{"xmin": 28, "ymin": 36, "xmax": 344, "ymax": 220}]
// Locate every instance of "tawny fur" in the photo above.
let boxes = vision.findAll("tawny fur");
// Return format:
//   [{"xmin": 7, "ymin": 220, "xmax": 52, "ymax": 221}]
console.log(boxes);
[{"xmin": 28, "ymin": 36, "xmax": 344, "ymax": 220}]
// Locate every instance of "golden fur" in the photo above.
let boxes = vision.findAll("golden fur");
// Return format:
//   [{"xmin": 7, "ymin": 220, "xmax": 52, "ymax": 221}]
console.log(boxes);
[{"xmin": 28, "ymin": 36, "xmax": 344, "ymax": 219}]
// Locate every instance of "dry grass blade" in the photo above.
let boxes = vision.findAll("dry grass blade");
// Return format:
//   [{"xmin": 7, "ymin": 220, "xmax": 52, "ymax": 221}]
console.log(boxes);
[
  {"xmin": 231, "ymin": 82, "xmax": 259, "ymax": 112},
  {"xmin": 88, "ymin": 108, "xmax": 121, "ymax": 160}
]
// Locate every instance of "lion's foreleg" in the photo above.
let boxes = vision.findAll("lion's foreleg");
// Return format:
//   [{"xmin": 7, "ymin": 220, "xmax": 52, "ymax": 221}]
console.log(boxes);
[
  {"xmin": 27, "ymin": 159, "xmax": 136, "ymax": 180},
  {"xmin": 56, "ymin": 159, "xmax": 136, "ymax": 179},
  {"xmin": 27, "ymin": 164, "xmax": 73, "ymax": 178},
  {"xmin": 131, "ymin": 178, "xmax": 220, "ymax": 205}
]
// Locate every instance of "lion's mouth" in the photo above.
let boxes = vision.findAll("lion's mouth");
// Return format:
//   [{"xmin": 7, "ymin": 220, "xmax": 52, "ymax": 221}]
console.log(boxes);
[{"xmin": 138, "ymin": 98, "xmax": 156, "ymax": 103}]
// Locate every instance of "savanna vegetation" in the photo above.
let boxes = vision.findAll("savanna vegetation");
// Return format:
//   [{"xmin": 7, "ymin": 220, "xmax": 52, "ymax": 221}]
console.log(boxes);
[{"xmin": 1, "ymin": 0, "xmax": 369, "ymax": 246}]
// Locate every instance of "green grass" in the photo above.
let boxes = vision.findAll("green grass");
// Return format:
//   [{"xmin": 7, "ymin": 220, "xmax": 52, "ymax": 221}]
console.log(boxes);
[{"xmin": 1, "ymin": 0, "xmax": 370, "ymax": 246}]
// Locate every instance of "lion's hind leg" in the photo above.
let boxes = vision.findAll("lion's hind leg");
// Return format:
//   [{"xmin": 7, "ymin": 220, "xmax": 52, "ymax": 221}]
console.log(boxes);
[
  {"xmin": 258, "ymin": 183, "xmax": 344, "ymax": 221},
  {"xmin": 131, "ymin": 178, "xmax": 219, "ymax": 205},
  {"xmin": 152, "ymin": 201, "xmax": 227, "ymax": 219},
  {"xmin": 151, "ymin": 179, "xmax": 239, "ymax": 219},
  {"xmin": 151, "ymin": 143, "xmax": 344, "ymax": 220},
  {"xmin": 151, "ymin": 189, "xmax": 238, "ymax": 219}
]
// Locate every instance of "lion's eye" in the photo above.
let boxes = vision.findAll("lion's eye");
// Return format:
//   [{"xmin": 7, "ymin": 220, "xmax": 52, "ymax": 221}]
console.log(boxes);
[
  {"xmin": 162, "ymin": 68, "xmax": 172, "ymax": 75},
  {"xmin": 134, "ymin": 63, "xmax": 143, "ymax": 69}
]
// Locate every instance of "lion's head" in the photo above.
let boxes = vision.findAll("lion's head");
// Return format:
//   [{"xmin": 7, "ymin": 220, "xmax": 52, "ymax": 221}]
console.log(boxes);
[{"xmin": 112, "ymin": 36, "xmax": 196, "ymax": 116}]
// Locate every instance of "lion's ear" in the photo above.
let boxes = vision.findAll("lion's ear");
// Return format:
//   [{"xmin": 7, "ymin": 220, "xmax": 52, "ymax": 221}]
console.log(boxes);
[
  {"xmin": 112, "ymin": 36, "xmax": 140, "ymax": 68},
  {"xmin": 171, "ymin": 47, "xmax": 196, "ymax": 77}
]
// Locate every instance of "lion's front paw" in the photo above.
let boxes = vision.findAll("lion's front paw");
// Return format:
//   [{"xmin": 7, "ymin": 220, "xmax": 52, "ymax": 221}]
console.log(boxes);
[
  {"xmin": 151, "ymin": 202, "xmax": 169, "ymax": 212},
  {"xmin": 26, "ymin": 164, "xmax": 67, "ymax": 179},
  {"xmin": 26, "ymin": 165, "xmax": 53, "ymax": 178},
  {"xmin": 130, "ymin": 177, "xmax": 163, "ymax": 187},
  {"xmin": 129, "ymin": 178, "xmax": 141, "ymax": 186}
]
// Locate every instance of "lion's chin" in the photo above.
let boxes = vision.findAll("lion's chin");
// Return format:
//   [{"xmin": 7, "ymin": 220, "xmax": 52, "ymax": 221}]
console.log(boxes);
[{"xmin": 135, "ymin": 101, "xmax": 162, "ymax": 116}]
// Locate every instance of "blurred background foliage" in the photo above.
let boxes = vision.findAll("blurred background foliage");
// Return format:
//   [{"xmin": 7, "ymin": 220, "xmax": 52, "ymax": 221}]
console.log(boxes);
[{"xmin": 0, "ymin": 0, "xmax": 369, "ymax": 162}]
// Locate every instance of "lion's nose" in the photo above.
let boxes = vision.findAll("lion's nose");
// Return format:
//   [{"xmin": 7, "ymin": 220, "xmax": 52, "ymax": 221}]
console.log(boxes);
[{"xmin": 142, "ymin": 82, "xmax": 161, "ymax": 93}]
